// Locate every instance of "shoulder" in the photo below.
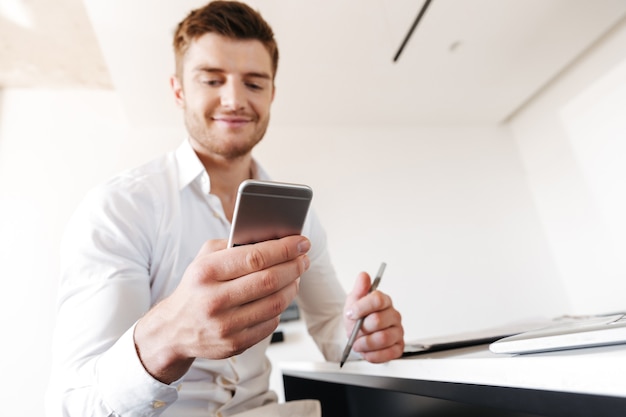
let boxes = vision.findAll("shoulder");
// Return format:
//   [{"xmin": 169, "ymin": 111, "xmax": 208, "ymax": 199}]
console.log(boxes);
[
  {"xmin": 88, "ymin": 152, "xmax": 178, "ymax": 209},
  {"xmin": 67, "ymin": 152, "xmax": 181, "ymax": 242}
]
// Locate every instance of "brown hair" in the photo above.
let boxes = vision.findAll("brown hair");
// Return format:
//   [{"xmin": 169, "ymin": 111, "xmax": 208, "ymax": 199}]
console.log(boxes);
[{"xmin": 173, "ymin": 0, "xmax": 279, "ymax": 79}]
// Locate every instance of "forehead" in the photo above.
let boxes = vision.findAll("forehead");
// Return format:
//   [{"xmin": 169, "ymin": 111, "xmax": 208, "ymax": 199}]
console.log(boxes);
[{"xmin": 183, "ymin": 32, "xmax": 273, "ymax": 78}]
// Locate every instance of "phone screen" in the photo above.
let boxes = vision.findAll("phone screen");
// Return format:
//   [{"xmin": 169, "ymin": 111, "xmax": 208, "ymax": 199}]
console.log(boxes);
[{"xmin": 227, "ymin": 180, "xmax": 313, "ymax": 247}]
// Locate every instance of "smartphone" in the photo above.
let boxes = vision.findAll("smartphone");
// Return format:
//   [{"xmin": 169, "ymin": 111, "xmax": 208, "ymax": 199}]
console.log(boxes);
[{"xmin": 227, "ymin": 180, "xmax": 313, "ymax": 248}]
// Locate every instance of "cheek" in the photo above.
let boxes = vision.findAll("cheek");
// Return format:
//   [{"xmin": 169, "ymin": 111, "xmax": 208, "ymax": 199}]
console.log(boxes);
[
  {"xmin": 185, "ymin": 94, "xmax": 215, "ymax": 116},
  {"xmin": 251, "ymin": 96, "xmax": 273, "ymax": 118}
]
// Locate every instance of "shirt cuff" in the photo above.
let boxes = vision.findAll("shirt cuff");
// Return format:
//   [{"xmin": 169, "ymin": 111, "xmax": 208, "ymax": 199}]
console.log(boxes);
[{"xmin": 96, "ymin": 322, "xmax": 180, "ymax": 416}]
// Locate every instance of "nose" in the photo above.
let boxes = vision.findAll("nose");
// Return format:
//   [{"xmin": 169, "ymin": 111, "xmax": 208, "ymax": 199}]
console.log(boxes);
[{"xmin": 220, "ymin": 79, "xmax": 245, "ymax": 111}]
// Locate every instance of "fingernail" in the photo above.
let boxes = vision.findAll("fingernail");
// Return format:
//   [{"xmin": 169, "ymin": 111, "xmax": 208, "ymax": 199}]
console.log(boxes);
[
  {"xmin": 302, "ymin": 255, "xmax": 310, "ymax": 270},
  {"xmin": 298, "ymin": 239, "xmax": 311, "ymax": 254},
  {"xmin": 345, "ymin": 309, "xmax": 355, "ymax": 319}
]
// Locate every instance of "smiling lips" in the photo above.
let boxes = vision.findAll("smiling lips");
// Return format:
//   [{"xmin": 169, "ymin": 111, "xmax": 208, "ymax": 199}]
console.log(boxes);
[{"xmin": 212, "ymin": 114, "xmax": 253, "ymax": 128}]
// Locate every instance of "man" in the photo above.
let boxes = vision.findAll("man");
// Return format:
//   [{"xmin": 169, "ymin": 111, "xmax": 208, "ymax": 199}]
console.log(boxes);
[{"xmin": 46, "ymin": 1, "xmax": 404, "ymax": 416}]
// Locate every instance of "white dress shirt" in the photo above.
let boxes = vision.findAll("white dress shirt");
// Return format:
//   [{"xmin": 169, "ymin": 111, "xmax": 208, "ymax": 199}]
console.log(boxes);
[{"xmin": 46, "ymin": 139, "xmax": 348, "ymax": 417}]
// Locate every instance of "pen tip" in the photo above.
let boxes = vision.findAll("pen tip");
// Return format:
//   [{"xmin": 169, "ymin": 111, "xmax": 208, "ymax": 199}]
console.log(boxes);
[{"xmin": 339, "ymin": 361, "xmax": 345, "ymax": 368}]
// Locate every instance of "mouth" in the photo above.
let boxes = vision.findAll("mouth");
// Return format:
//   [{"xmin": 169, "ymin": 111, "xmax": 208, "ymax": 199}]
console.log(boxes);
[{"xmin": 212, "ymin": 115, "xmax": 253, "ymax": 128}]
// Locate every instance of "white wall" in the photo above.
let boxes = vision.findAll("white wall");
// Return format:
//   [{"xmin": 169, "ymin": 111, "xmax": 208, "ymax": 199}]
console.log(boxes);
[
  {"xmin": 256, "ymin": 125, "xmax": 565, "ymax": 340},
  {"xmin": 510, "ymin": 18, "xmax": 626, "ymax": 315}
]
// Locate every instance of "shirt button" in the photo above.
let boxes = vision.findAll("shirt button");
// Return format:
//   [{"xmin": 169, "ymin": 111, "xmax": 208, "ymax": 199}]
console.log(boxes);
[
  {"xmin": 177, "ymin": 384, "xmax": 183, "ymax": 392},
  {"xmin": 152, "ymin": 400, "xmax": 167, "ymax": 409},
  {"xmin": 216, "ymin": 412, "xmax": 223, "ymax": 417}
]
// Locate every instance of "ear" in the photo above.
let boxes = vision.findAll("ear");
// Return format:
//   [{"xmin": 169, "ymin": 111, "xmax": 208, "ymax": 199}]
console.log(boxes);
[{"xmin": 170, "ymin": 75, "xmax": 185, "ymax": 108}]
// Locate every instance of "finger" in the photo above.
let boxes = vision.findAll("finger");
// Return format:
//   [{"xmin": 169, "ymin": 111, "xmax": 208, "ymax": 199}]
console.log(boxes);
[
  {"xmin": 220, "ymin": 315, "xmax": 284, "ymax": 357},
  {"xmin": 193, "ymin": 312, "xmax": 283, "ymax": 359},
  {"xmin": 216, "ymin": 257, "xmax": 305, "ymax": 314},
  {"xmin": 183, "ymin": 236, "xmax": 310, "ymax": 290},
  {"xmin": 359, "ymin": 306, "xmax": 403, "ymax": 335},
  {"xmin": 197, "ymin": 280, "xmax": 299, "ymax": 357},
  {"xmin": 225, "ymin": 277, "xmax": 299, "ymax": 332},
  {"xmin": 352, "ymin": 325, "xmax": 405, "ymax": 355},
  {"xmin": 360, "ymin": 341, "xmax": 405, "ymax": 364},
  {"xmin": 236, "ymin": 235, "xmax": 311, "ymax": 275},
  {"xmin": 347, "ymin": 290, "xmax": 393, "ymax": 323},
  {"xmin": 197, "ymin": 235, "xmax": 311, "ymax": 283}
]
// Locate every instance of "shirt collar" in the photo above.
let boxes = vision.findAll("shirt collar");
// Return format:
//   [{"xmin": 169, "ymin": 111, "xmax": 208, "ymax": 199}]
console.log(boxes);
[
  {"xmin": 174, "ymin": 138, "xmax": 270, "ymax": 192},
  {"xmin": 175, "ymin": 138, "xmax": 206, "ymax": 191}
]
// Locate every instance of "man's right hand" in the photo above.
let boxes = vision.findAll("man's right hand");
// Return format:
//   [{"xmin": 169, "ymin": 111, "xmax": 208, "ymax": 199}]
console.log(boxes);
[{"xmin": 133, "ymin": 235, "xmax": 311, "ymax": 384}]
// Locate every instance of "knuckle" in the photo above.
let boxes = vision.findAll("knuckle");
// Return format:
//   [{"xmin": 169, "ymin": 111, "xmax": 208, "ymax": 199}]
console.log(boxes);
[
  {"xmin": 371, "ymin": 329, "xmax": 388, "ymax": 347},
  {"xmin": 259, "ymin": 270, "xmax": 279, "ymax": 293},
  {"xmin": 213, "ymin": 318, "xmax": 234, "ymax": 339},
  {"xmin": 395, "ymin": 311, "xmax": 403, "ymax": 330},
  {"xmin": 245, "ymin": 247, "xmax": 267, "ymax": 271},
  {"xmin": 269, "ymin": 295, "xmax": 286, "ymax": 317},
  {"xmin": 187, "ymin": 259, "xmax": 217, "ymax": 286},
  {"xmin": 281, "ymin": 241, "xmax": 292, "ymax": 260},
  {"xmin": 397, "ymin": 339, "xmax": 406, "ymax": 352},
  {"xmin": 186, "ymin": 264, "xmax": 205, "ymax": 286},
  {"xmin": 389, "ymin": 343, "xmax": 404, "ymax": 360},
  {"xmin": 198, "ymin": 240, "xmax": 213, "ymax": 254},
  {"xmin": 395, "ymin": 309, "xmax": 402, "ymax": 321},
  {"xmin": 373, "ymin": 291, "xmax": 388, "ymax": 309},
  {"xmin": 297, "ymin": 255, "xmax": 308, "ymax": 276},
  {"xmin": 228, "ymin": 338, "xmax": 246, "ymax": 356},
  {"xmin": 202, "ymin": 239, "xmax": 217, "ymax": 252},
  {"xmin": 269, "ymin": 315, "xmax": 281, "ymax": 330},
  {"xmin": 205, "ymin": 291, "xmax": 230, "ymax": 315},
  {"xmin": 397, "ymin": 324, "xmax": 405, "ymax": 339},
  {"xmin": 369, "ymin": 312, "xmax": 383, "ymax": 329}
]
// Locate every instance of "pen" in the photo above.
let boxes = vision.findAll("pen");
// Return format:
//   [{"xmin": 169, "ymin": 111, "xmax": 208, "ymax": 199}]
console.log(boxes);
[{"xmin": 339, "ymin": 262, "xmax": 386, "ymax": 368}]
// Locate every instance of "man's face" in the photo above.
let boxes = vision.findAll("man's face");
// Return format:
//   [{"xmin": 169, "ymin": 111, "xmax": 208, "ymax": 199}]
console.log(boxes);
[{"xmin": 172, "ymin": 33, "xmax": 275, "ymax": 161}]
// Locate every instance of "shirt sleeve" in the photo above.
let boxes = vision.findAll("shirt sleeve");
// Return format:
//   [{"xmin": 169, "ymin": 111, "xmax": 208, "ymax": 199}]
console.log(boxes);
[
  {"xmin": 297, "ymin": 210, "xmax": 349, "ymax": 362},
  {"xmin": 45, "ymin": 180, "xmax": 179, "ymax": 417}
]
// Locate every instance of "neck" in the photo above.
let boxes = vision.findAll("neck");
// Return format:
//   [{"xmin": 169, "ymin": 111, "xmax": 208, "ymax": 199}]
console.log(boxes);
[{"xmin": 197, "ymin": 152, "xmax": 253, "ymax": 221}]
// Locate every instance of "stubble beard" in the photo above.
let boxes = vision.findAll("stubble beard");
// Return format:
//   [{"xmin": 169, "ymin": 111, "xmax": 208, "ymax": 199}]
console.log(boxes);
[{"xmin": 185, "ymin": 110, "xmax": 270, "ymax": 161}]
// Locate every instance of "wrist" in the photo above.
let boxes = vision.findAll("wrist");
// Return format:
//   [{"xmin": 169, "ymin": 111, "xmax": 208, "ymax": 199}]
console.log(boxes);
[{"xmin": 134, "ymin": 306, "xmax": 193, "ymax": 384}]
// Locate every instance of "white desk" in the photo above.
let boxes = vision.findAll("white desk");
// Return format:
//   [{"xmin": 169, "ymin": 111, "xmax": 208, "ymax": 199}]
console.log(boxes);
[{"xmin": 280, "ymin": 343, "xmax": 626, "ymax": 417}]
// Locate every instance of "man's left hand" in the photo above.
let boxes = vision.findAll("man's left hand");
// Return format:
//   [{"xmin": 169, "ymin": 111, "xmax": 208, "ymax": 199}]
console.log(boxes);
[{"xmin": 343, "ymin": 271, "xmax": 404, "ymax": 363}]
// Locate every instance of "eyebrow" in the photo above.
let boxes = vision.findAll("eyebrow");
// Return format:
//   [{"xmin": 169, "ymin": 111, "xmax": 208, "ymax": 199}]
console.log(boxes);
[{"xmin": 193, "ymin": 66, "xmax": 272, "ymax": 81}]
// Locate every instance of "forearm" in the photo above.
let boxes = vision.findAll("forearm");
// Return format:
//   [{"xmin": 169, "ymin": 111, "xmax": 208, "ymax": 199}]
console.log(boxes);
[{"xmin": 297, "ymin": 250, "xmax": 348, "ymax": 362}]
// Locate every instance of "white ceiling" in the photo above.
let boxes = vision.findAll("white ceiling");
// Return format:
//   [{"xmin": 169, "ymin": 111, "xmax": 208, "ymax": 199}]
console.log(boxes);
[
  {"xmin": 0, "ymin": 0, "xmax": 110, "ymax": 88},
  {"xmin": 2, "ymin": 0, "xmax": 626, "ymax": 126}
]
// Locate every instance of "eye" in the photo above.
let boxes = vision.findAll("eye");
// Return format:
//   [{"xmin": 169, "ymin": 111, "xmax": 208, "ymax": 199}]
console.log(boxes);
[{"xmin": 202, "ymin": 79, "xmax": 222, "ymax": 87}]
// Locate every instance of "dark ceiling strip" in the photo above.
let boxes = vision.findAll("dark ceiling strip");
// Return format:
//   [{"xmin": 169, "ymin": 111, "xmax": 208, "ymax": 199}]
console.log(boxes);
[{"xmin": 393, "ymin": 0, "xmax": 434, "ymax": 63}]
